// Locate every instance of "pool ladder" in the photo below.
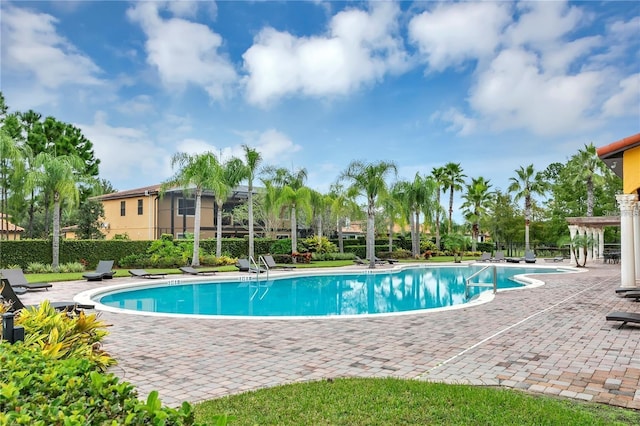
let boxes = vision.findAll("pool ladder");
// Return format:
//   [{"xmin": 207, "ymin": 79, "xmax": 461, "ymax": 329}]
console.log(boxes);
[
  {"xmin": 465, "ymin": 265, "xmax": 497, "ymax": 299},
  {"xmin": 249, "ymin": 256, "xmax": 270, "ymax": 301}
]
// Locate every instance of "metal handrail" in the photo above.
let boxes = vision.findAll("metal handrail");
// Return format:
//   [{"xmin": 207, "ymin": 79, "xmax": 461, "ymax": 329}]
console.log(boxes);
[{"xmin": 465, "ymin": 265, "xmax": 497, "ymax": 299}]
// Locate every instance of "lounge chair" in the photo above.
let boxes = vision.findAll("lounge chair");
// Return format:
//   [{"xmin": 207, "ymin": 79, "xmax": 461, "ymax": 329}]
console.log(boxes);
[
  {"xmin": 235, "ymin": 258, "xmax": 266, "ymax": 273},
  {"xmin": 606, "ymin": 311, "xmax": 640, "ymax": 329},
  {"xmin": 524, "ymin": 250, "xmax": 537, "ymax": 264},
  {"xmin": 479, "ymin": 252, "xmax": 491, "ymax": 262},
  {"xmin": 262, "ymin": 255, "xmax": 294, "ymax": 270},
  {"xmin": 619, "ymin": 291, "xmax": 640, "ymax": 301},
  {"xmin": 0, "ymin": 268, "xmax": 52, "ymax": 291},
  {"xmin": 490, "ymin": 251, "xmax": 505, "ymax": 262},
  {"xmin": 616, "ymin": 287, "xmax": 640, "ymax": 294},
  {"xmin": 179, "ymin": 266, "xmax": 217, "ymax": 275},
  {"xmin": 129, "ymin": 269, "xmax": 166, "ymax": 279},
  {"xmin": 1, "ymin": 279, "xmax": 93, "ymax": 313},
  {"xmin": 82, "ymin": 260, "xmax": 116, "ymax": 281},
  {"xmin": 375, "ymin": 256, "xmax": 398, "ymax": 264},
  {"xmin": 544, "ymin": 256, "xmax": 564, "ymax": 263},
  {"xmin": 353, "ymin": 256, "xmax": 366, "ymax": 265}
]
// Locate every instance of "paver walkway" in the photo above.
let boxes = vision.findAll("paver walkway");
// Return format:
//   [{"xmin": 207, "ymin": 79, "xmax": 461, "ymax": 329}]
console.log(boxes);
[{"xmin": 19, "ymin": 263, "xmax": 640, "ymax": 409}]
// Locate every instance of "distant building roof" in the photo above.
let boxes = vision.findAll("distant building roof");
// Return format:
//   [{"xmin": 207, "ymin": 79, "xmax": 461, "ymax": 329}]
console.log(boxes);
[
  {"xmin": 0, "ymin": 218, "xmax": 24, "ymax": 232},
  {"xmin": 93, "ymin": 183, "xmax": 254, "ymax": 201}
]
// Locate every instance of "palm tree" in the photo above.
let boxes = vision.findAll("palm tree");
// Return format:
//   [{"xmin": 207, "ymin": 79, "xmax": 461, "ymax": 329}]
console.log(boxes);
[
  {"xmin": 340, "ymin": 160, "xmax": 397, "ymax": 268},
  {"xmin": 27, "ymin": 153, "xmax": 84, "ymax": 268},
  {"xmin": 430, "ymin": 166, "xmax": 446, "ymax": 248},
  {"xmin": 211, "ymin": 157, "xmax": 246, "ymax": 257},
  {"xmin": 441, "ymin": 163, "xmax": 466, "ymax": 234},
  {"xmin": 329, "ymin": 183, "xmax": 361, "ymax": 254},
  {"xmin": 161, "ymin": 152, "xmax": 220, "ymax": 267},
  {"xmin": 265, "ymin": 167, "xmax": 311, "ymax": 257},
  {"xmin": 381, "ymin": 184, "xmax": 406, "ymax": 253},
  {"xmin": 508, "ymin": 164, "xmax": 548, "ymax": 251},
  {"xmin": 461, "ymin": 177, "xmax": 493, "ymax": 252},
  {"xmin": 242, "ymin": 145, "xmax": 262, "ymax": 259},
  {"xmin": 0, "ymin": 129, "xmax": 23, "ymax": 240},
  {"xmin": 309, "ymin": 189, "xmax": 333, "ymax": 239},
  {"xmin": 570, "ymin": 143, "xmax": 606, "ymax": 217}
]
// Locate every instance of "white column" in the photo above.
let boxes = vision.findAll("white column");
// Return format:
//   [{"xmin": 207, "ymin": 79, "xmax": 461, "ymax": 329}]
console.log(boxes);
[
  {"xmin": 598, "ymin": 228, "xmax": 605, "ymax": 261},
  {"xmin": 568, "ymin": 225, "xmax": 578, "ymax": 265},
  {"xmin": 586, "ymin": 227, "xmax": 594, "ymax": 262},
  {"xmin": 616, "ymin": 194, "xmax": 638, "ymax": 288},
  {"xmin": 578, "ymin": 226, "xmax": 586, "ymax": 266},
  {"xmin": 634, "ymin": 202, "xmax": 640, "ymax": 283}
]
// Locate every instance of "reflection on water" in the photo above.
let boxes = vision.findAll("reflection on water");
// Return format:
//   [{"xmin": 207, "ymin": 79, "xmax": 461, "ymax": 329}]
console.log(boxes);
[{"xmin": 100, "ymin": 266, "xmax": 556, "ymax": 317}]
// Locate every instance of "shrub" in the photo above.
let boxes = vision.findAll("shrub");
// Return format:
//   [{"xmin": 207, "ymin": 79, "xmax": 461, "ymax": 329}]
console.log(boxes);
[
  {"xmin": 311, "ymin": 252, "xmax": 356, "ymax": 261},
  {"xmin": 25, "ymin": 262, "xmax": 48, "ymax": 273},
  {"xmin": 380, "ymin": 249, "xmax": 412, "ymax": 259},
  {"xmin": 16, "ymin": 301, "xmax": 115, "ymax": 371},
  {"xmin": 270, "ymin": 238, "xmax": 293, "ymax": 254},
  {"xmin": 57, "ymin": 262, "xmax": 85, "ymax": 273},
  {"xmin": 0, "ymin": 343, "xmax": 202, "ymax": 425},
  {"xmin": 300, "ymin": 236, "xmax": 337, "ymax": 254}
]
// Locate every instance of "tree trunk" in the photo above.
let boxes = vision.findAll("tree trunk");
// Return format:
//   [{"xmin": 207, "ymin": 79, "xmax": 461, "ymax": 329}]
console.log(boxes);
[
  {"xmin": 52, "ymin": 193, "xmax": 60, "ymax": 268},
  {"xmin": 248, "ymin": 181, "xmax": 254, "ymax": 259},
  {"xmin": 586, "ymin": 177, "xmax": 594, "ymax": 217},
  {"xmin": 448, "ymin": 188, "xmax": 454, "ymax": 234},
  {"xmin": 317, "ymin": 214, "xmax": 323, "ymax": 240},
  {"xmin": 435, "ymin": 189, "xmax": 441, "ymax": 248},
  {"xmin": 409, "ymin": 211, "xmax": 417, "ymax": 257},
  {"xmin": 367, "ymin": 199, "xmax": 375, "ymax": 269},
  {"xmin": 27, "ymin": 190, "xmax": 35, "ymax": 238},
  {"xmin": 216, "ymin": 200, "xmax": 223, "ymax": 259},
  {"xmin": 291, "ymin": 205, "xmax": 297, "ymax": 262},
  {"xmin": 414, "ymin": 210, "xmax": 421, "ymax": 257},
  {"xmin": 338, "ymin": 218, "xmax": 344, "ymax": 254},
  {"xmin": 471, "ymin": 223, "xmax": 478, "ymax": 252},
  {"xmin": 192, "ymin": 192, "xmax": 202, "ymax": 266},
  {"xmin": 524, "ymin": 196, "xmax": 531, "ymax": 251},
  {"xmin": 388, "ymin": 221, "xmax": 393, "ymax": 252}
]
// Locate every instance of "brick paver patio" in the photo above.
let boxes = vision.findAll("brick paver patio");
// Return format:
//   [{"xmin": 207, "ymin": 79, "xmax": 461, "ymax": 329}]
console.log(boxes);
[{"xmin": 19, "ymin": 263, "xmax": 640, "ymax": 409}]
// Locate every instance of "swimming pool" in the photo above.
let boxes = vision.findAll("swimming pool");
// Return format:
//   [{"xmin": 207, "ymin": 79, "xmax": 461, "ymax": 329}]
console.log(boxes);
[{"xmin": 94, "ymin": 265, "xmax": 568, "ymax": 318}]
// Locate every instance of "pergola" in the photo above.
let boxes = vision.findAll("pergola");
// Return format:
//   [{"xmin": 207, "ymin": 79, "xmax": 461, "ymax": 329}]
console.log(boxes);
[
  {"xmin": 565, "ymin": 216, "xmax": 620, "ymax": 265},
  {"xmin": 597, "ymin": 132, "xmax": 640, "ymax": 289}
]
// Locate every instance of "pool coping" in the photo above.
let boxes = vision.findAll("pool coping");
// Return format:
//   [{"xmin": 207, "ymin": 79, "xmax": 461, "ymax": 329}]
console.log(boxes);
[{"xmin": 75, "ymin": 262, "xmax": 583, "ymax": 320}]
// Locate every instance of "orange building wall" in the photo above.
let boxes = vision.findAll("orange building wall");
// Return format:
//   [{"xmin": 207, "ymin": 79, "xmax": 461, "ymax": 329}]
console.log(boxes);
[{"xmin": 623, "ymin": 145, "xmax": 640, "ymax": 194}]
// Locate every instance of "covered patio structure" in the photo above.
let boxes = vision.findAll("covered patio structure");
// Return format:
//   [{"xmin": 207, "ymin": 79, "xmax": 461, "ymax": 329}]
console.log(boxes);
[
  {"xmin": 566, "ymin": 216, "xmax": 620, "ymax": 265},
  {"xmin": 597, "ymin": 132, "xmax": 640, "ymax": 289}
]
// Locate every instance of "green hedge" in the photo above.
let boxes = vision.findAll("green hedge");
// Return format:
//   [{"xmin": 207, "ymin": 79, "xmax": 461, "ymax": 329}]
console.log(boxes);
[
  {"xmin": 0, "ymin": 238, "xmax": 281, "ymax": 268},
  {"xmin": 341, "ymin": 245, "xmax": 395, "ymax": 258}
]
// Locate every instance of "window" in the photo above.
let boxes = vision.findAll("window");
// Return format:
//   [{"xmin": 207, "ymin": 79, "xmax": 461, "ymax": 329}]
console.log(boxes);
[
  {"xmin": 137, "ymin": 199, "xmax": 143, "ymax": 215},
  {"xmin": 120, "ymin": 201, "xmax": 126, "ymax": 216},
  {"xmin": 177, "ymin": 198, "xmax": 196, "ymax": 216}
]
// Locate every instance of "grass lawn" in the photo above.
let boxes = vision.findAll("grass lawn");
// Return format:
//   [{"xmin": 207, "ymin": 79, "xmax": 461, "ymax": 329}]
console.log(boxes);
[{"xmin": 195, "ymin": 378, "xmax": 640, "ymax": 426}]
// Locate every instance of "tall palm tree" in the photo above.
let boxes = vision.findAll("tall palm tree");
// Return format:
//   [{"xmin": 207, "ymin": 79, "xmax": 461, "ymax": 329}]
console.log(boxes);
[
  {"xmin": 430, "ymin": 166, "xmax": 446, "ymax": 248},
  {"xmin": 27, "ymin": 153, "xmax": 84, "ymax": 268},
  {"xmin": 265, "ymin": 167, "xmax": 311, "ymax": 257},
  {"xmin": 570, "ymin": 143, "xmax": 606, "ymax": 217},
  {"xmin": 242, "ymin": 145, "xmax": 262, "ymax": 259},
  {"xmin": 441, "ymin": 162, "xmax": 466, "ymax": 234},
  {"xmin": 461, "ymin": 177, "xmax": 493, "ymax": 252},
  {"xmin": 381, "ymin": 184, "xmax": 406, "ymax": 253},
  {"xmin": 0, "ymin": 129, "xmax": 23, "ymax": 240},
  {"xmin": 309, "ymin": 189, "xmax": 333, "ymax": 239},
  {"xmin": 340, "ymin": 160, "xmax": 397, "ymax": 268},
  {"xmin": 508, "ymin": 164, "xmax": 548, "ymax": 251},
  {"xmin": 329, "ymin": 183, "xmax": 361, "ymax": 254},
  {"xmin": 161, "ymin": 152, "xmax": 220, "ymax": 267},
  {"xmin": 211, "ymin": 157, "xmax": 246, "ymax": 257}
]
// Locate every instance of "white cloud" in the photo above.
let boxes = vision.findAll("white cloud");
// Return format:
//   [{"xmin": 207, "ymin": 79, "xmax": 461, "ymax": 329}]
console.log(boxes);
[
  {"xmin": 505, "ymin": 1, "xmax": 585, "ymax": 49},
  {"xmin": 127, "ymin": 2, "xmax": 236, "ymax": 101},
  {"xmin": 78, "ymin": 112, "xmax": 171, "ymax": 189},
  {"xmin": 469, "ymin": 48, "xmax": 603, "ymax": 135},
  {"xmin": 115, "ymin": 95, "xmax": 155, "ymax": 115},
  {"xmin": 430, "ymin": 108, "xmax": 477, "ymax": 136},
  {"xmin": 242, "ymin": 2, "xmax": 409, "ymax": 106},
  {"xmin": 602, "ymin": 73, "xmax": 640, "ymax": 117},
  {"xmin": 408, "ymin": 2, "xmax": 511, "ymax": 71},
  {"xmin": 1, "ymin": 4, "xmax": 102, "ymax": 88}
]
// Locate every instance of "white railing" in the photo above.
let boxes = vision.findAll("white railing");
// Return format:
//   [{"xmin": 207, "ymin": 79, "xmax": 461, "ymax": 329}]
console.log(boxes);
[{"xmin": 465, "ymin": 265, "xmax": 497, "ymax": 299}]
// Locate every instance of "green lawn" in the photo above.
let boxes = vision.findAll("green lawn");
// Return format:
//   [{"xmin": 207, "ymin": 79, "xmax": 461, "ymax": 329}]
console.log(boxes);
[{"xmin": 195, "ymin": 378, "xmax": 640, "ymax": 426}]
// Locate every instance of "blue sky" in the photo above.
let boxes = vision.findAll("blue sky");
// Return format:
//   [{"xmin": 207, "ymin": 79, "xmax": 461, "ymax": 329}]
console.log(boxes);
[{"xmin": 2, "ymin": 1, "xmax": 639, "ymax": 204}]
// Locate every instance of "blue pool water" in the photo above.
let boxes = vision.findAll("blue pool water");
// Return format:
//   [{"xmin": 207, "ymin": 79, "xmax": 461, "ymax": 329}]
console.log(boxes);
[{"xmin": 98, "ymin": 266, "xmax": 565, "ymax": 317}]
